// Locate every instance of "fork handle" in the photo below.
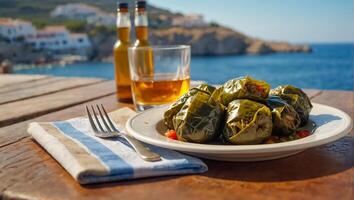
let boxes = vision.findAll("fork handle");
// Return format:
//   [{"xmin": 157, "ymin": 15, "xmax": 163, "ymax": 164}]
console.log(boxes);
[{"xmin": 121, "ymin": 135, "xmax": 161, "ymax": 162}]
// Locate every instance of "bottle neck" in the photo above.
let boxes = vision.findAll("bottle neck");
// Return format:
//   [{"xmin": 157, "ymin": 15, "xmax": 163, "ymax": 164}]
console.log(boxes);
[
  {"xmin": 135, "ymin": 11, "xmax": 149, "ymax": 41},
  {"xmin": 117, "ymin": 12, "xmax": 131, "ymax": 42},
  {"xmin": 135, "ymin": 10, "xmax": 148, "ymax": 27}
]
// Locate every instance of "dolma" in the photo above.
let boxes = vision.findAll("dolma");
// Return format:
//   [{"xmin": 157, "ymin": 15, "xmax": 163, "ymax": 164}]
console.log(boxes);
[
  {"xmin": 267, "ymin": 96, "xmax": 301, "ymax": 136},
  {"xmin": 270, "ymin": 85, "xmax": 312, "ymax": 126},
  {"xmin": 213, "ymin": 76, "xmax": 270, "ymax": 106},
  {"xmin": 171, "ymin": 91, "xmax": 224, "ymax": 143},
  {"xmin": 164, "ymin": 84, "xmax": 216, "ymax": 129},
  {"xmin": 223, "ymin": 99, "xmax": 273, "ymax": 145}
]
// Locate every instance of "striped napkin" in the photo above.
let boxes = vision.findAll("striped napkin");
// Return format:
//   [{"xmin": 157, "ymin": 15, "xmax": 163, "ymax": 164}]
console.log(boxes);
[{"xmin": 28, "ymin": 107, "xmax": 207, "ymax": 184}]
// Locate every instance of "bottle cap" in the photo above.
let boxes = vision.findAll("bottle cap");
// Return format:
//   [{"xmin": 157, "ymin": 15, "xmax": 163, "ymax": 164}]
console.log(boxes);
[
  {"xmin": 118, "ymin": 2, "xmax": 128, "ymax": 9},
  {"xmin": 136, "ymin": 1, "xmax": 146, "ymax": 9}
]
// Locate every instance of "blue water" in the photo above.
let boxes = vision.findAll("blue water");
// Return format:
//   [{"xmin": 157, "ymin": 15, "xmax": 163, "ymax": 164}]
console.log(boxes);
[{"xmin": 14, "ymin": 44, "xmax": 354, "ymax": 90}]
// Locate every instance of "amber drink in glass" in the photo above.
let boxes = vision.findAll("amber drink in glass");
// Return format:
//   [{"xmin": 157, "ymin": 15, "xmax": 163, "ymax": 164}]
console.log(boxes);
[{"xmin": 128, "ymin": 45, "xmax": 191, "ymax": 111}]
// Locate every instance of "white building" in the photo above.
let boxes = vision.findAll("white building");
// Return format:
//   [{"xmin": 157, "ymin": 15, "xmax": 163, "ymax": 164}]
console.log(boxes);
[
  {"xmin": 51, "ymin": 3, "xmax": 116, "ymax": 26},
  {"xmin": 69, "ymin": 33, "xmax": 91, "ymax": 49},
  {"xmin": 0, "ymin": 18, "xmax": 91, "ymax": 55},
  {"xmin": 172, "ymin": 14, "xmax": 207, "ymax": 28},
  {"xmin": 51, "ymin": 3, "xmax": 100, "ymax": 20},
  {"xmin": 0, "ymin": 18, "xmax": 37, "ymax": 42},
  {"xmin": 25, "ymin": 26, "xmax": 90, "ymax": 50}
]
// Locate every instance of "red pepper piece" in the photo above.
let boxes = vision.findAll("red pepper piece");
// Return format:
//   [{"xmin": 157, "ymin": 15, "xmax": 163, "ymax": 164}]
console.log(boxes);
[
  {"xmin": 165, "ymin": 130, "xmax": 178, "ymax": 140},
  {"xmin": 296, "ymin": 130, "xmax": 310, "ymax": 138}
]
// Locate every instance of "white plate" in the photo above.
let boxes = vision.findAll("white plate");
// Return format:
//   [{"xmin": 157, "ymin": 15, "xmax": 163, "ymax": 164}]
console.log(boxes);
[{"xmin": 126, "ymin": 103, "xmax": 353, "ymax": 161}]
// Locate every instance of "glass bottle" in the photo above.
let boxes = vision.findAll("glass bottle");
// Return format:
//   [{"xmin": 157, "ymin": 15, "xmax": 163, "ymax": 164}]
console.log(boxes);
[
  {"xmin": 134, "ymin": 1, "xmax": 150, "ymax": 47},
  {"xmin": 133, "ymin": 0, "xmax": 154, "ymax": 75},
  {"xmin": 113, "ymin": 3, "xmax": 132, "ymax": 102}
]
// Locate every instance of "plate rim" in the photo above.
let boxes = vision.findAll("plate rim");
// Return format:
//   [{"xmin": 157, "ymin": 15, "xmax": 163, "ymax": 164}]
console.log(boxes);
[{"xmin": 125, "ymin": 103, "xmax": 353, "ymax": 154}]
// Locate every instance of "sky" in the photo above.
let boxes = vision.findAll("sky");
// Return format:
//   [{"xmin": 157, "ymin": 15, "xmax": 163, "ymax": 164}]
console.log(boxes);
[{"xmin": 150, "ymin": 0, "xmax": 354, "ymax": 43}]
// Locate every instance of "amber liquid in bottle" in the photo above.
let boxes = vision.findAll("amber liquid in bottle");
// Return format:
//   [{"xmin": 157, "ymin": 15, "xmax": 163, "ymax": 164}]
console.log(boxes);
[
  {"xmin": 133, "ymin": 5, "xmax": 154, "ymax": 75},
  {"xmin": 113, "ymin": 7, "xmax": 132, "ymax": 102}
]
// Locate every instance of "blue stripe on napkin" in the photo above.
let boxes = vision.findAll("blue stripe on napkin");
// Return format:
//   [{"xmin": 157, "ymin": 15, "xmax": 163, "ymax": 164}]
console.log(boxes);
[
  {"xmin": 148, "ymin": 145, "xmax": 208, "ymax": 173},
  {"xmin": 53, "ymin": 122, "xmax": 134, "ymax": 177}
]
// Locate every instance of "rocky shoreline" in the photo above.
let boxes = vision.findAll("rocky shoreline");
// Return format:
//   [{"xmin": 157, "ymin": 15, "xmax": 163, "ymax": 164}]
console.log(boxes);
[
  {"xmin": 91, "ymin": 26, "xmax": 312, "ymax": 62},
  {"xmin": 150, "ymin": 27, "xmax": 311, "ymax": 56}
]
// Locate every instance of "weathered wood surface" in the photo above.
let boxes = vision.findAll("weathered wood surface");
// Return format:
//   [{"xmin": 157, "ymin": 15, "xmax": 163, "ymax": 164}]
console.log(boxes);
[
  {"xmin": 0, "ymin": 75, "xmax": 352, "ymax": 200},
  {"xmin": 0, "ymin": 77, "xmax": 103, "ymax": 104},
  {"xmin": 0, "ymin": 74, "xmax": 48, "ymax": 88},
  {"xmin": 0, "ymin": 76, "xmax": 58, "ymax": 94},
  {"xmin": 0, "ymin": 80, "xmax": 116, "ymax": 127}
]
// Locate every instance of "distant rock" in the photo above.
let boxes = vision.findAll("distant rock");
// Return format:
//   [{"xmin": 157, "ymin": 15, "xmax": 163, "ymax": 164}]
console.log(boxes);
[
  {"xmin": 266, "ymin": 41, "xmax": 312, "ymax": 53},
  {"xmin": 245, "ymin": 40, "xmax": 275, "ymax": 54},
  {"xmin": 245, "ymin": 39, "xmax": 311, "ymax": 54}
]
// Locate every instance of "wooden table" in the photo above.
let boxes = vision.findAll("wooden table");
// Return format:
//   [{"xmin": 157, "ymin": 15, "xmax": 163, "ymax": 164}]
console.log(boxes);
[{"xmin": 0, "ymin": 74, "xmax": 353, "ymax": 200}]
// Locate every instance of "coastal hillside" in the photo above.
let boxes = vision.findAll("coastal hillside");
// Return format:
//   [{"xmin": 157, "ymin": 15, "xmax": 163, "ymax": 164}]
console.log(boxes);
[
  {"xmin": 0, "ymin": 0, "xmax": 311, "ymax": 61},
  {"xmin": 150, "ymin": 27, "xmax": 311, "ymax": 55}
]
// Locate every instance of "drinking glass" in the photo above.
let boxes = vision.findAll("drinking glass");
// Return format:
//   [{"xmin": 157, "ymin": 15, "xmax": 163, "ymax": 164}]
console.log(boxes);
[{"xmin": 128, "ymin": 45, "xmax": 190, "ymax": 111}]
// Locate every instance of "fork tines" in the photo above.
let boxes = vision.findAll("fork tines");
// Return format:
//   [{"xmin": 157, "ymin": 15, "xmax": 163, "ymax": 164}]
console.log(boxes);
[{"xmin": 85, "ymin": 104, "xmax": 119, "ymax": 138}]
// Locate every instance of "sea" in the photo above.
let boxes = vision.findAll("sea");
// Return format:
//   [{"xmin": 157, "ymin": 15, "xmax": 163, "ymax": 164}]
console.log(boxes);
[{"xmin": 14, "ymin": 44, "xmax": 354, "ymax": 90}]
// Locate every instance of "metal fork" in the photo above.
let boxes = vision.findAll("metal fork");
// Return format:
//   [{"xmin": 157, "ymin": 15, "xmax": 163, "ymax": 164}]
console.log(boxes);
[{"xmin": 85, "ymin": 104, "xmax": 161, "ymax": 162}]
